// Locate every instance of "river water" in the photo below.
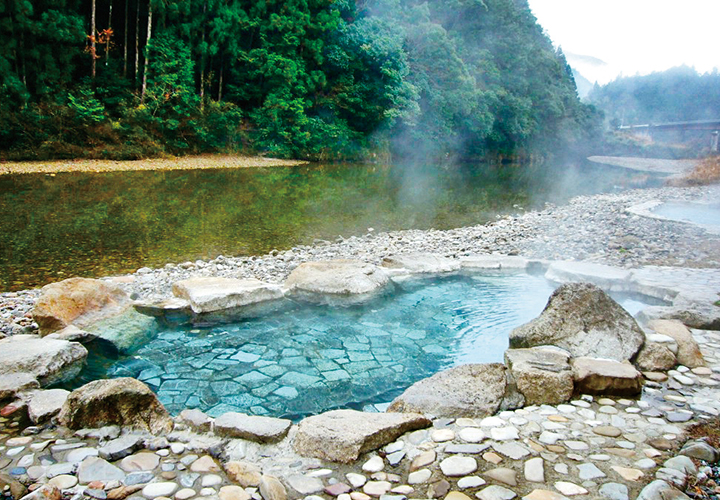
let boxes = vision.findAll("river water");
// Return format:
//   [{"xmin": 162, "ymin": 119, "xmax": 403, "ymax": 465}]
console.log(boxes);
[{"xmin": 0, "ymin": 161, "xmax": 658, "ymax": 291}]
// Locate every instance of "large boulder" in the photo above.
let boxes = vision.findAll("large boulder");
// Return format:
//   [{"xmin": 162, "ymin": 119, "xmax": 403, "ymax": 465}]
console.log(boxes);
[
  {"xmin": 172, "ymin": 277, "xmax": 284, "ymax": 314},
  {"xmin": 285, "ymin": 260, "xmax": 390, "ymax": 302},
  {"xmin": 0, "ymin": 372, "xmax": 40, "ymax": 400},
  {"xmin": 504, "ymin": 347, "xmax": 574, "ymax": 405},
  {"xmin": 387, "ymin": 363, "xmax": 517, "ymax": 418},
  {"xmin": 647, "ymin": 320, "xmax": 704, "ymax": 368},
  {"xmin": 32, "ymin": 277, "xmax": 131, "ymax": 335},
  {"xmin": 509, "ymin": 282, "xmax": 645, "ymax": 361},
  {"xmin": 58, "ymin": 378, "xmax": 174, "ymax": 434},
  {"xmin": 293, "ymin": 409, "xmax": 431, "ymax": 463},
  {"xmin": 571, "ymin": 357, "xmax": 643, "ymax": 396},
  {"xmin": 0, "ymin": 335, "xmax": 87, "ymax": 386},
  {"xmin": 381, "ymin": 254, "xmax": 461, "ymax": 274}
]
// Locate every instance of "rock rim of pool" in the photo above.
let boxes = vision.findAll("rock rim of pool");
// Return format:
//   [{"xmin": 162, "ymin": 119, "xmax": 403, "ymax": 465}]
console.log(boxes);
[{"xmin": 8, "ymin": 253, "xmax": 718, "ymax": 465}]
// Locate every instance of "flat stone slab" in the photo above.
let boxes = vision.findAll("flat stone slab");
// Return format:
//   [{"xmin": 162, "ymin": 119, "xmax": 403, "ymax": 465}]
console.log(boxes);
[
  {"xmin": 285, "ymin": 260, "xmax": 390, "ymax": 299},
  {"xmin": 460, "ymin": 255, "xmax": 529, "ymax": 270},
  {"xmin": 28, "ymin": 389, "xmax": 70, "ymax": 424},
  {"xmin": 172, "ymin": 277, "xmax": 283, "ymax": 313},
  {"xmin": 0, "ymin": 373, "xmax": 40, "ymax": 400},
  {"xmin": 572, "ymin": 357, "xmax": 643, "ymax": 396},
  {"xmin": 0, "ymin": 335, "xmax": 87, "ymax": 387},
  {"xmin": 387, "ymin": 363, "xmax": 512, "ymax": 418},
  {"xmin": 504, "ymin": 347, "xmax": 573, "ymax": 405},
  {"xmin": 293, "ymin": 409, "xmax": 430, "ymax": 463},
  {"xmin": 213, "ymin": 412, "xmax": 292, "ymax": 443},
  {"xmin": 545, "ymin": 261, "xmax": 632, "ymax": 292},
  {"xmin": 381, "ymin": 253, "xmax": 461, "ymax": 273}
]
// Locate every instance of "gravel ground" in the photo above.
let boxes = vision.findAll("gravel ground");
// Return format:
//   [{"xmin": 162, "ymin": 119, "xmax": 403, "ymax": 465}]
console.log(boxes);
[{"xmin": 2, "ymin": 183, "xmax": 719, "ymax": 337}]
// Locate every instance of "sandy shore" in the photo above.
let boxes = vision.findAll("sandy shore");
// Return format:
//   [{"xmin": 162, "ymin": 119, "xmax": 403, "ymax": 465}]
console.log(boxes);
[{"xmin": 0, "ymin": 155, "xmax": 308, "ymax": 175}]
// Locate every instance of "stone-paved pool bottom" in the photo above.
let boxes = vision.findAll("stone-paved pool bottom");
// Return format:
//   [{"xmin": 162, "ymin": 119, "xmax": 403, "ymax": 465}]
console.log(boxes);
[{"xmin": 65, "ymin": 272, "xmax": 653, "ymax": 420}]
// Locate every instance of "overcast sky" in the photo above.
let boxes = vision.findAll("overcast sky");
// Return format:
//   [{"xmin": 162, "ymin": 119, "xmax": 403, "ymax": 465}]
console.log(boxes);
[{"xmin": 527, "ymin": 0, "xmax": 720, "ymax": 83}]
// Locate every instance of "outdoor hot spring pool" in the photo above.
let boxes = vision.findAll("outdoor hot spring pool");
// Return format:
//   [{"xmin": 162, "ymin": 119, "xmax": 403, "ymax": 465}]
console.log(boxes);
[{"xmin": 66, "ymin": 272, "xmax": 655, "ymax": 420}]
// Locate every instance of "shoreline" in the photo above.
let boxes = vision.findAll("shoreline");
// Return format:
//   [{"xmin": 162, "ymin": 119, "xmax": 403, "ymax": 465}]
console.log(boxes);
[
  {"xmin": 0, "ymin": 155, "xmax": 308, "ymax": 176},
  {"xmin": 2, "ymin": 183, "xmax": 719, "ymax": 337}
]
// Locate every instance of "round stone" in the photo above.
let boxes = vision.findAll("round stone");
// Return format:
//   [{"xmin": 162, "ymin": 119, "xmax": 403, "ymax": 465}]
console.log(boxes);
[
  {"xmin": 49, "ymin": 474, "xmax": 79, "ymax": 489},
  {"xmin": 201, "ymin": 475, "xmax": 223, "ymax": 487},
  {"xmin": 407, "ymin": 469, "xmax": 431, "ymax": 485},
  {"xmin": 218, "ymin": 485, "xmax": 250, "ymax": 500},
  {"xmin": 440, "ymin": 456, "xmax": 477, "ymax": 477},
  {"xmin": 362, "ymin": 456, "xmax": 384, "ymax": 473},
  {"xmin": 346, "ymin": 473, "xmax": 366, "ymax": 488},
  {"xmin": 599, "ymin": 483, "xmax": 629, "ymax": 500},
  {"xmin": 592, "ymin": 426, "xmax": 622, "ymax": 438},
  {"xmin": 431, "ymin": 429, "xmax": 455, "ymax": 442},
  {"xmin": 457, "ymin": 476, "xmax": 486, "ymax": 489},
  {"xmin": 175, "ymin": 489, "xmax": 196, "ymax": 500},
  {"xmin": 143, "ymin": 482, "xmax": 178, "ymax": 498},
  {"xmin": 362, "ymin": 481, "xmax": 391, "ymax": 497},
  {"xmin": 458, "ymin": 428, "xmax": 485, "ymax": 443}
]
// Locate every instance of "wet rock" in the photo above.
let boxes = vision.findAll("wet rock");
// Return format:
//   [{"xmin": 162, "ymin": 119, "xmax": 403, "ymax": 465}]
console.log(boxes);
[
  {"xmin": 27, "ymin": 389, "xmax": 70, "ymax": 424},
  {"xmin": 32, "ymin": 277, "xmax": 131, "ymax": 335},
  {"xmin": 59, "ymin": 378, "xmax": 174, "ymax": 434},
  {"xmin": 635, "ymin": 342, "xmax": 677, "ymax": 372},
  {"xmin": 0, "ymin": 472, "xmax": 28, "ymax": 499},
  {"xmin": 133, "ymin": 298, "xmax": 192, "ymax": 320},
  {"xmin": 387, "ymin": 363, "xmax": 513, "ymax": 418},
  {"xmin": 285, "ymin": 260, "xmax": 390, "ymax": 302},
  {"xmin": 171, "ymin": 277, "xmax": 283, "ymax": 314},
  {"xmin": 380, "ymin": 254, "xmax": 460, "ymax": 273},
  {"xmin": 45, "ymin": 325, "xmax": 97, "ymax": 343},
  {"xmin": 0, "ymin": 335, "xmax": 87, "ymax": 386},
  {"xmin": 648, "ymin": 320, "xmax": 705, "ymax": 368},
  {"xmin": 504, "ymin": 348, "xmax": 573, "ymax": 405},
  {"xmin": 571, "ymin": 357, "xmax": 643, "ymax": 396},
  {"xmin": 509, "ymin": 282, "xmax": 644, "ymax": 361},
  {"xmin": 213, "ymin": 412, "xmax": 291, "ymax": 443},
  {"xmin": 293, "ymin": 409, "xmax": 430, "ymax": 463},
  {"xmin": 179, "ymin": 409, "xmax": 212, "ymax": 433}
]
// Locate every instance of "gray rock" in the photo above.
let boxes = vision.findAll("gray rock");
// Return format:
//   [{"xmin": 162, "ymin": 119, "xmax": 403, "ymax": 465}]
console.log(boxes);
[
  {"xmin": 77, "ymin": 457, "xmax": 127, "ymax": 484},
  {"xmin": 59, "ymin": 378, "xmax": 174, "ymax": 434},
  {"xmin": 0, "ymin": 335, "xmax": 87, "ymax": 386},
  {"xmin": 285, "ymin": 260, "xmax": 390, "ymax": 302},
  {"xmin": 387, "ymin": 363, "xmax": 513, "ymax": 418},
  {"xmin": 124, "ymin": 472, "xmax": 155, "ymax": 486},
  {"xmin": 286, "ymin": 474, "xmax": 324, "ymax": 495},
  {"xmin": 293, "ymin": 409, "xmax": 430, "ymax": 463},
  {"xmin": 635, "ymin": 342, "xmax": 677, "ymax": 371},
  {"xmin": 504, "ymin": 347, "xmax": 573, "ymax": 405},
  {"xmin": 45, "ymin": 325, "xmax": 98, "ymax": 343},
  {"xmin": 179, "ymin": 409, "xmax": 212, "ymax": 433},
  {"xmin": 172, "ymin": 277, "xmax": 283, "ymax": 314},
  {"xmin": 663, "ymin": 456, "xmax": 697, "ymax": 475},
  {"xmin": 0, "ymin": 372, "xmax": 40, "ymax": 400},
  {"xmin": 680, "ymin": 440, "xmax": 720, "ymax": 462},
  {"xmin": 259, "ymin": 475, "xmax": 287, "ymax": 500},
  {"xmin": 213, "ymin": 412, "xmax": 291, "ymax": 443},
  {"xmin": 475, "ymin": 485, "xmax": 516, "ymax": 500},
  {"xmin": 28, "ymin": 389, "xmax": 70, "ymax": 423},
  {"xmin": 381, "ymin": 254, "xmax": 460, "ymax": 273},
  {"xmin": 64, "ymin": 447, "xmax": 99, "ymax": 465},
  {"xmin": 509, "ymin": 282, "xmax": 644, "ymax": 361},
  {"xmin": 636, "ymin": 479, "xmax": 691, "ymax": 500},
  {"xmin": 598, "ymin": 483, "xmax": 629, "ymax": 500},
  {"xmin": 571, "ymin": 357, "xmax": 643, "ymax": 396}
]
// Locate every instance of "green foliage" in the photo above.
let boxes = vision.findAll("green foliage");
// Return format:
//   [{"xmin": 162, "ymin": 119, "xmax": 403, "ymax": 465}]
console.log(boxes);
[{"xmin": 0, "ymin": 0, "xmax": 598, "ymax": 161}]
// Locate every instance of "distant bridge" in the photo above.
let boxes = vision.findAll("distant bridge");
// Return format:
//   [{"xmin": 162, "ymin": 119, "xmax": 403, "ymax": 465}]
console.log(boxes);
[{"xmin": 618, "ymin": 119, "xmax": 720, "ymax": 151}]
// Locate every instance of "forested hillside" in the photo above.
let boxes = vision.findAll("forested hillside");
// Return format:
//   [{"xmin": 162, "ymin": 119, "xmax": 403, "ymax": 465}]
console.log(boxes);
[
  {"xmin": 0, "ymin": 0, "xmax": 600, "ymax": 161},
  {"xmin": 589, "ymin": 66, "xmax": 720, "ymax": 127}
]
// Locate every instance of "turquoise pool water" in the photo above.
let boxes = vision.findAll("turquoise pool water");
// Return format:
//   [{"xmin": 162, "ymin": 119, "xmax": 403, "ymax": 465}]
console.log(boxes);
[{"xmin": 71, "ymin": 272, "xmax": 652, "ymax": 419}]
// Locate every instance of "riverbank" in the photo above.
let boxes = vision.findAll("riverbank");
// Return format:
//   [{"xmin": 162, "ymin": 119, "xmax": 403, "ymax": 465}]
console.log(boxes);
[
  {"xmin": 0, "ymin": 155, "xmax": 308, "ymax": 175},
  {"xmin": 2, "ymin": 184, "xmax": 719, "ymax": 337}
]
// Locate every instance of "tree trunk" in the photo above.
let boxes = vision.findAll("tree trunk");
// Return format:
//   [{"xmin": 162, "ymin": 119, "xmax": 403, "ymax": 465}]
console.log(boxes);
[
  {"xmin": 106, "ymin": 0, "xmax": 113, "ymax": 65},
  {"xmin": 217, "ymin": 54, "xmax": 224, "ymax": 102},
  {"xmin": 91, "ymin": 0, "xmax": 96, "ymax": 79},
  {"xmin": 140, "ymin": 0, "xmax": 152, "ymax": 102},
  {"xmin": 123, "ymin": 0, "xmax": 128, "ymax": 77},
  {"xmin": 135, "ymin": 0, "xmax": 140, "ymax": 84},
  {"xmin": 199, "ymin": 1, "xmax": 207, "ymax": 108}
]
